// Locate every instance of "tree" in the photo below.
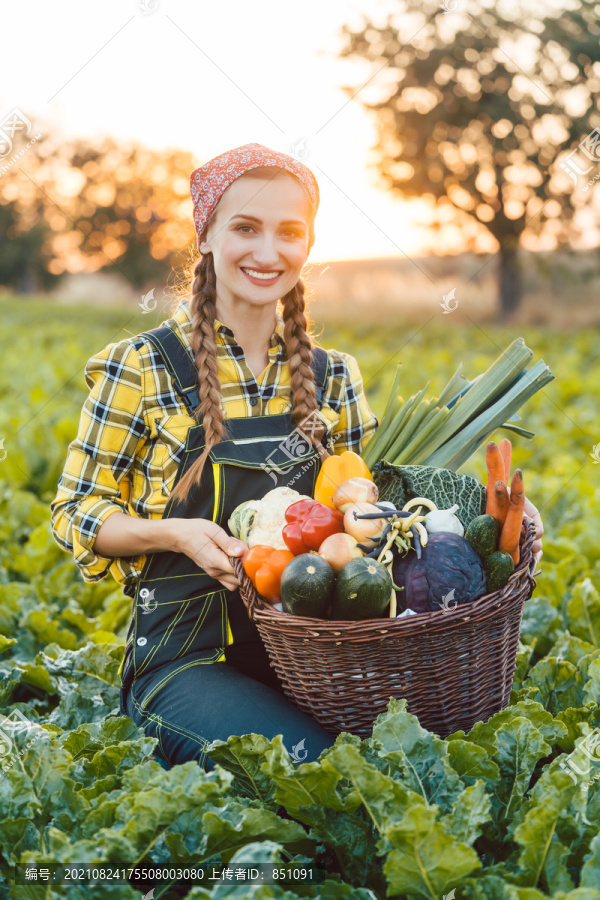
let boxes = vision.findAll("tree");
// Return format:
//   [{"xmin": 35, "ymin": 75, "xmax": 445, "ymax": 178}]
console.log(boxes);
[
  {"xmin": 0, "ymin": 134, "xmax": 198, "ymax": 292},
  {"xmin": 0, "ymin": 202, "xmax": 57, "ymax": 292},
  {"xmin": 337, "ymin": 0, "xmax": 600, "ymax": 319}
]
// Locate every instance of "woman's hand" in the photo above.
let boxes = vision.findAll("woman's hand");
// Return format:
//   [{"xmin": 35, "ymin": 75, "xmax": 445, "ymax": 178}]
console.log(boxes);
[
  {"xmin": 523, "ymin": 495, "xmax": 544, "ymax": 569},
  {"xmin": 170, "ymin": 518, "xmax": 247, "ymax": 591}
]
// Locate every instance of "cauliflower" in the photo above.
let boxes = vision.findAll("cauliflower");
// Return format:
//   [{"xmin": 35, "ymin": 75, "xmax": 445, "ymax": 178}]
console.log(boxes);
[{"xmin": 228, "ymin": 486, "xmax": 312, "ymax": 550}]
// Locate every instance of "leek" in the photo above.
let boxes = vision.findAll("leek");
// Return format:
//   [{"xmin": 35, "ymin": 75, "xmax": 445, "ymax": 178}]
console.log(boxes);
[{"xmin": 363, "ymin": 339, "xmax": 554, "ymax": 473}]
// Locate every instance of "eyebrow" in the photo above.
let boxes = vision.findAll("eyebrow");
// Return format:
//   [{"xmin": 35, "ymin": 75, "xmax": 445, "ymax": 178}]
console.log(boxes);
[{"xmin": 229, "ymin": 214, "xmax": 306, "ymax": 226}]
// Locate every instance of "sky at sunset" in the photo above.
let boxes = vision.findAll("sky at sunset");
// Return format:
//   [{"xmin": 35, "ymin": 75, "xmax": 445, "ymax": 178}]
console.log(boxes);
[
  {"xmin": 3, "ymin": 0, "xmax": 596, "ymax": 264},
  {"xmin": 2, "ymin": 0, "xmax": 472, "ymax": 264}
]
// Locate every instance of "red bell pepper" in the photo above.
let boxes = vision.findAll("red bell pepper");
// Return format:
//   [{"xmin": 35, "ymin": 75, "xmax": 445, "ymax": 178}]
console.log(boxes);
[{"xmin": 282, "ymin": 499, "xmax": 345, "ymax": 554}]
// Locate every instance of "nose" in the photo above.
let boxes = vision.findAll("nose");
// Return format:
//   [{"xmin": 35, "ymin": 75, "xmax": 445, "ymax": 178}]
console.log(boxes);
[{"xmin": 248, "ymin": 232, "xmax": 282, "ymax": 268}]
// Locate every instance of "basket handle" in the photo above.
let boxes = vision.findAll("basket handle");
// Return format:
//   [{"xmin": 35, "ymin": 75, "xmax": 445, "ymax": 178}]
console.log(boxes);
[
  {"xmin": 520, "ymin": 516, "xmax": 539, "ymax": 600},
  {"xmin": 229, "ymin": 554, "xmax": 272, "ymax": 620}
]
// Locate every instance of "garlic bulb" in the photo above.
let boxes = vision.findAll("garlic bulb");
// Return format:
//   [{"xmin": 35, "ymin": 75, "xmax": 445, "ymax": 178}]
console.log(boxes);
[{"xmin": 423, "ymin": 503, "xmax": 464, "ymax": 536}]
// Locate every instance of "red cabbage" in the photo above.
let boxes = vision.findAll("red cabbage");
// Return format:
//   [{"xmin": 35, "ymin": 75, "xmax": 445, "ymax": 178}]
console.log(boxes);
[{"xmin": 401, "ymin": 532, "xmax": 487, "ymax": 613}]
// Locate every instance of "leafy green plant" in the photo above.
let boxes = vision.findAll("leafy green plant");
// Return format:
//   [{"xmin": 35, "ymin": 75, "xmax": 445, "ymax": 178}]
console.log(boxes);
[{"xmin": 1, "ymin": 298, "xmax": 599, "ymax": 898}]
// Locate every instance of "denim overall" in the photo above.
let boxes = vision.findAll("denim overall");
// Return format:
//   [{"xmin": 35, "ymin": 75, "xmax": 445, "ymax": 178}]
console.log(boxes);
[{"xmin": 118, "ymin": 323, "xmax": 336, "ymax": 769}]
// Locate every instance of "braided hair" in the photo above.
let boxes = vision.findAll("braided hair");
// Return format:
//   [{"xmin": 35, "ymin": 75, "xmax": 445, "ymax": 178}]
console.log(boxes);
[{"xmin": 169, "ymin": 170, "xmax": 329, "ymax": 507}]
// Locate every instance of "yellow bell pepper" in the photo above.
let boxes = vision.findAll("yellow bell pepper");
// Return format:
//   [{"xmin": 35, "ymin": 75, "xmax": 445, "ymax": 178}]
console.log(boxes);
[{"xmin": 314, "ymin": 450, "xmax": 373, "ymax": 508}]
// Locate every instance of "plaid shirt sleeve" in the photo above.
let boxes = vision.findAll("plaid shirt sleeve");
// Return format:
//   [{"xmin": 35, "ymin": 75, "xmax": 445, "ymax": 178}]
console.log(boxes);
[
  {"xmin": 50, "ymin": 339, "xmax": 148, "ymax": 583},
  {"xmin": 324, "ymin": 351, "xmax": 379, "ymax": 455}
]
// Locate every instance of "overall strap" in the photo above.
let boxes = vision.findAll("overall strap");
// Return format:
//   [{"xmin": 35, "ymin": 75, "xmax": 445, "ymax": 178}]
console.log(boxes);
[
  {"xmin": 141, "ymin": 325, "xmax": 200, "ymax": 415},
  {"xmin": 139, "ymin": 324, "xmax": 330, "ymax": 413}
]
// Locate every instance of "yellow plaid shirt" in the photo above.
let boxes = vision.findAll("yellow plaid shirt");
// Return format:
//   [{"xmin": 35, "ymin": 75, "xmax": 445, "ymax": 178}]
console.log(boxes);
[{"xmin": 50, "ymin": 299, "xmax": 378, "ymax": 589}]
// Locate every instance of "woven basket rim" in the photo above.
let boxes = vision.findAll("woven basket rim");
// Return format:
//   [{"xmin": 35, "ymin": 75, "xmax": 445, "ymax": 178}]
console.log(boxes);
[{"xmin": 232, "ymin": 516, "xmax": 538, "ymax": 635}]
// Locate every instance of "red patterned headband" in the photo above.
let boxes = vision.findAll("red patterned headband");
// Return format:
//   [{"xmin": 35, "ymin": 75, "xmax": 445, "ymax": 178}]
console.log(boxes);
[{"xmin": 190, "ymin": 142, "xmax": 320, "ymax": 251}]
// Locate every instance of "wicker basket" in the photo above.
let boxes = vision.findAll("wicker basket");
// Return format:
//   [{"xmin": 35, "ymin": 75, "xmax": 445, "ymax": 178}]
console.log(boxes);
[{"xmin": 230, "ymin": 517, "xmax": 539, "ymax": 739}]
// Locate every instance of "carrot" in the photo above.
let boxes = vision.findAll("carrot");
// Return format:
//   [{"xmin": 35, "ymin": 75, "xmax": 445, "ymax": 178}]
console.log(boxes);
[
  {"xmin": 485, "ymin": 441, "xmax": 506, "ymax": 517},
  {"xmin": 498, "ymin": 438, "xmax": 512, "ymax": 483},
  {"xmin": 499, "ymin": 469, "xmax": 525, "ymax": 565},
  {"xmin": 493, "ymin": 480, "xmax": 510, "ymax": 530}
]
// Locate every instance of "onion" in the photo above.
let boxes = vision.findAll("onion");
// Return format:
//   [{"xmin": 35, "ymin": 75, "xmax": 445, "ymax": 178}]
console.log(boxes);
[
  {"xmin": 333, "ymin": 477, "xmax": 379, "ymax": 512},
  {"xmin": 318, "ymin": 532, "xmax": 364, "ymax": 572},
  {"xmin": 343, "ymin": 502, "xmax": 388, "ymax": 548}
]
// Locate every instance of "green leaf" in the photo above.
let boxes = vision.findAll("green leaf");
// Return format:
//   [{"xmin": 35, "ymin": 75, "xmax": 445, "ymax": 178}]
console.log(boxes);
[
  {"xmin": 581, "ymin": 833, "xmax": 600, "ymax": 888},
  {"xmin": 263, "ymin": 735, "xmax": 366, "ymax": 818},
  {"xmin": 38, "ymin": 642, "xmax": 123, "ymax": 700},
  {"xmin": 584, "ymin": 658, "xmax": 600, "ymax": 705},
  {"xmin": 372, "ymin": 462, "xmax": 486, "ymax": 529},
  {"xmin": 440, "ymin": 780, "xmax": 492, "ymax": 846},
  {"xmin": 383, "ymin": 804, "xmax": 481, "ymax": 899},
  {"xmin": 370, "ymin": 698, "xmax": 465, "ymax": 813},
  {"xmin": 555, "ymin": 707, "xmax": 600, "ymax": 753},
  {"xmin": 521, "ymin": 657, "xmax": 586, "ymax": 714},
  {"xmin": 445, "ymin": 738, "xmax": 501, "ymax": 787},
  {"xmin": 449, "ymin": 704, "xmax": 563, "ymax": 832},
  {"xmin": 512, "ymin": 641, "xmax": 534, "ymax": 691},
  {"xmin": 20, "ymin": 663, "xmax": 59, "ymax": 694},
  {"xmin": 509, "ymin": 766, "xmax": 579, "ymax": 892},
  {"xmin": 0, "ymin": 635, "xmax": 16, "ymax": 656},
  {"xmin": 203, "ymin": 733, "xmax": 282, "ymax": 806},
  {"xmin": 567, "ymin": 579, "xmax": 600, "ymax": 649}
]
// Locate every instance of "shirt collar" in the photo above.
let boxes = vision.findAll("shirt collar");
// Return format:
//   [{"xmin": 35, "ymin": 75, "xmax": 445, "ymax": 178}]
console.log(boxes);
[{"xmin": 172, "ymin": 299, "xmax": 286, "ymax": 354}]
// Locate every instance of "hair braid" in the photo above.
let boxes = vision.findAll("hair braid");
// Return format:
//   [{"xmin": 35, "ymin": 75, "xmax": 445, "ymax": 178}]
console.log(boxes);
[
  {"xmin": 167, "ymin": 167, "xmax": 327, "ymax": 506},
  {"xmin": 282, "ymin": 279, "xmax": 330, "ymax": 460},
  {"xmin": 169, "ymin": 253, "xmax": 229, "ymax": 507}
]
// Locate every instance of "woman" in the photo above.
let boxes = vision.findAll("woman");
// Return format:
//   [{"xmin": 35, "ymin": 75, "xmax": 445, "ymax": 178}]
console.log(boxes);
[{"xmin": 51, "ymin": 142, "xmax": 544, "ymax": 772}]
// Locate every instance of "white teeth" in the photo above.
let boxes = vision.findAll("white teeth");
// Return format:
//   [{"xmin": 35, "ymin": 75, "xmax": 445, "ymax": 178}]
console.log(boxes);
[{"xmin": 242, "ymin": 268, "xmax": 281, "ymax": 280}]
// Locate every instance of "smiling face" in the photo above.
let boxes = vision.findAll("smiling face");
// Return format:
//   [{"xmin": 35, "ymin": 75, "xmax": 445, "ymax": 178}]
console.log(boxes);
[{"xmin": 199, "ymin": 168, "xmax": 313, "ymax": 315}]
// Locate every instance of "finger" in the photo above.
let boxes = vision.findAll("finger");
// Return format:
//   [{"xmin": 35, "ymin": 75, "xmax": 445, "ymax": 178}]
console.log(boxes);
[
  {"xmin": 522, "ymin": 497, "xmax": 544, "ymax": 541},
  {"xmin": 204, "ymin": 543, "xmax": 238, "ymax": 575},
  {"xmin": 211, "ymin": 526, "xmax": 246, "ymax": 558}
]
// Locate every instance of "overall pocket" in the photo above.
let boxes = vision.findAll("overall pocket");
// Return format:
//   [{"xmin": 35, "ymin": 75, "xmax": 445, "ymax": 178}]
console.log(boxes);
[{"xmin": 132, "ymin": 583, "xmax": 229, "ymax": 679}]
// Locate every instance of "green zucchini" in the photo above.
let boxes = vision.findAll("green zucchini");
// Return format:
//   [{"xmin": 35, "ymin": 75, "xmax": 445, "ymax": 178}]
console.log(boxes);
[
  {"xmin": 464, "ymin": 514, "xmax": 500, "ymax": 559},
  {"xmin": 280, "ymin": 553, "xmax": 335, "ymax": 618},
  {"xmin": 483, "ymin": 550, "xmax": 515, "ymax": 592},
  {"xmin": 330, "ymin": 557, "xmax": 393, "ymax": 621}
]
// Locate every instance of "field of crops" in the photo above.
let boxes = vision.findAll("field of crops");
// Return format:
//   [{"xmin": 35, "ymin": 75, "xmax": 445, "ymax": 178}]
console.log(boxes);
[{"xmin": 1, "ymin": 296, "xmax": 600, "ymax": 900}]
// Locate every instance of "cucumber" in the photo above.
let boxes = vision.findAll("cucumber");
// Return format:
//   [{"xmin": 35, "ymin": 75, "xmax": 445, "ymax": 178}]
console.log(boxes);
[
  {"xmin": 330, "ymin": 557, "xmax": 393, "ymax": 621},
  {"xmin": 280, "ymin": 553, "xmax": 335, "ymax": 618},
  {"xmin": 464, "ymin": 514, "xmax": 500, "ymax": 559},
  {"xmin": 484, "ymin": 550, "xmax": 515, "ymax": 592}
]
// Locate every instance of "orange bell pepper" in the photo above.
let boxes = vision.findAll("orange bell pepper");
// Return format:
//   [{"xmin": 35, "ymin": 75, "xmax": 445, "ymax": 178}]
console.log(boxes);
[
  {"xmin": 243, "ymin": 545, "xmax": 294, "ymax": 603},
  {"xmin": 313, "ymin": 450, "xmax": 373, "ymax": 509},
  {"xmin": 243, "ymin": 545, "xmax": 273, "ymax": 582}
]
